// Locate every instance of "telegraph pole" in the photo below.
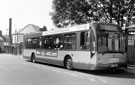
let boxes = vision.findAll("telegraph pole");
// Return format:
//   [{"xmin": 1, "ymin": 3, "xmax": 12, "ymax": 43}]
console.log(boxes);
[{"xmin": 9, "ymin": 18, "xmax": 12, "ymax": 54}]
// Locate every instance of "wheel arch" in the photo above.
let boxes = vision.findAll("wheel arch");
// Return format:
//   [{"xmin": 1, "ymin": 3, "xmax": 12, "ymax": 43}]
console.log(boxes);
[
  {"xmin": 31, "ymin": 52, "xmax": 36, "ymax": 60},
  {"xmin": 63, "ymin": 54, "xmax": 72, "ymax": 67},
  {"xmin": 31, "ymin": 52, "xmax": 35, "ymax": 57}
]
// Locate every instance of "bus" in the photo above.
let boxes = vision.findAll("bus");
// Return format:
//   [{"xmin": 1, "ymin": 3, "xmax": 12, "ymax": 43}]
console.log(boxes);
[{"xmin": 23, "ymin": 23, "xmax": 127, "ymax": 70}]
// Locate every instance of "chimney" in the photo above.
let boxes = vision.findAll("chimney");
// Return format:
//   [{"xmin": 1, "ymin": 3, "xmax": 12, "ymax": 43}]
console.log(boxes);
[{"xmin": 9, "ymin": 18, "xmax": 12, "ymax": 45}]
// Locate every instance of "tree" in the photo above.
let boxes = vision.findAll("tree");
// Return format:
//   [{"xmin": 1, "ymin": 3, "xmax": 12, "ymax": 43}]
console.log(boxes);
[
  {"xmin": 98, "ymin": 0, "xmax": 135, "ymax": 27},
  {"xmin": 51, "ymin": 0, "xmax": 101, "ymax": 28},
  {"xmin": 51, "ymin": 0, "xmax": 135, "ymax": 28},
  {"xmin": 40, "ymin": 26, "xmax": 47, "ymax": 31}
]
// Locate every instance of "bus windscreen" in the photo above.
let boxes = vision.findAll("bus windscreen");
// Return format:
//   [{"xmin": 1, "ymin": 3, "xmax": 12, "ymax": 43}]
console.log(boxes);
[{"xmin": 97, "ymin": 32, "xmax": 125, "ymax": 53}]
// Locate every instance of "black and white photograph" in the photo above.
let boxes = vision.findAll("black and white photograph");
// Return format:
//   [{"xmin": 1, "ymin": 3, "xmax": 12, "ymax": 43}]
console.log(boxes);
[{"xmin": 0, "ymin": 0, "xmax": 135, "ymax": 85}]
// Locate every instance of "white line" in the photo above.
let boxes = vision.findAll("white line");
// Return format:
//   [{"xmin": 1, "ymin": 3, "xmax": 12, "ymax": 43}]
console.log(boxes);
[
  {"xmin": 98, "ymin": 78, "xmax": 108, "ymax": 83},
  {"xmin": 54, "ymin": 70, "xmax": 62, "ymax": 73},
  {"xmin": 89, "ymin": 78, "xmax": 96, "ymax": 82},
  {"xmin": 63, "ymin": 71, "xmax": 78, "ymax": 77}
]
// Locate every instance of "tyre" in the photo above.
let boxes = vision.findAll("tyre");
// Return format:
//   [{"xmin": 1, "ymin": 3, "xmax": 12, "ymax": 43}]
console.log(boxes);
[
  {"xmin": 65, "ymin": 57, "xmax": 73, "ymax": 70},
  {"xmin": 31, "ymin": 54, "xmax": 36, "ymax": 63}
]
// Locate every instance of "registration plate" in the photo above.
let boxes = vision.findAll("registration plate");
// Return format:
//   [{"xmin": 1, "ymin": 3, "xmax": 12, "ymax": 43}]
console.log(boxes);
[
  {"xmin": 110, "ymin": 58, "xmax": 119, "ymax": 63},
  {"xmin": 111, "ymin": 64, "xmax": 118, "ymax": 67}
]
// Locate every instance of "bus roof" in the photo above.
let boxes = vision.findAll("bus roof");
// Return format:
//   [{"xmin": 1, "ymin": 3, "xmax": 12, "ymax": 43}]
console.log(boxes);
[
  {"xmin": 42, "ymin": 24, "xmax": 90, "ymax": 36},
  {"xmin": 24, "ymin": 23, "xmax": 121, "ymax": 39},
  {"xmin": 42, "ymin": 23, "xmax": 121, "ymax": 36},
  {"xmin": 24, "ymin": 33, "xmax": 42, "ymax": 39}
]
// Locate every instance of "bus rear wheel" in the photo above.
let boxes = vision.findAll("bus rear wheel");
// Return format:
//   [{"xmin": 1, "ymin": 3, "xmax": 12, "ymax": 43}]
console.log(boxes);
[
  {"xmin": 65, "ymin": 57, "xmax": 73, "ymax": 70},
  {"xmin": 31, "ymin": 54, "xmax": 36, "ymax": 63}
]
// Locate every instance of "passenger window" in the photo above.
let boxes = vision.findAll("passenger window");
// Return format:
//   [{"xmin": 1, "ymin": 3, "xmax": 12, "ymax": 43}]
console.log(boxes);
[
  {"xmin": 39, "ymin": 37, "xmax": 42, "ymax": 48},
  {"xmin": 90, "ymin": 30, "xmax": 96, "ymax": 53},
  {"xmin": 53, "ymin": 35, "xmax": 63, "ymax": 50},
  {"xmin": 43, "ymin": 36, "xmax": 53, "ymax": 49},
  {"xmin": 80, "ymin": 31, "xmax": 90, "ymax": 50},
  {"xmin": 26, "ymin": 38, "xmax": 40, "ymax": 49},
  {"xmin": 26, "ymin": 38, "xmax": 32, "ymax": 48},
  {"xmin": 64, "ymin": 34, "xmax": 76, "ymax": 50},
  {"xmin": 31, "ymin": 37, "xmax": 40, "ymax": 49}
]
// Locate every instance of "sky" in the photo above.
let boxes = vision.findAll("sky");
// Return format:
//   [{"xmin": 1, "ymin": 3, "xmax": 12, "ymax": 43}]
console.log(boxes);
[{"xmin": 0, "ymin": 0, "xmax": 54, "ymax": 35}]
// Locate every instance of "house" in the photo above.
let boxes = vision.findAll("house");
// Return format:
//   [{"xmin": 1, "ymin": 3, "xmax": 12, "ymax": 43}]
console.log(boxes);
[
  {"xmin": 0, "ymin": 31, "xmax": 6, "ymax": 53},
  {"xmin": 11, "ymin": 24, "xmax": 42, "ymax": 54},
  {"xmin": 13, "ymin": 24, "xmax": 41, "ymax": 44}
]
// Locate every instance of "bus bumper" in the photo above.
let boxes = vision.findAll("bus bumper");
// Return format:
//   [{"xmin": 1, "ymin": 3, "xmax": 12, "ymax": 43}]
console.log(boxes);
[{"xmin": 96, "ymin": 63, "xmax": 127, "ymax": 70}]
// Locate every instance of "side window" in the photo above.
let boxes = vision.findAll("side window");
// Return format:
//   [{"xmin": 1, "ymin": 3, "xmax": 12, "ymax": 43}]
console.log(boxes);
[
  {"xmin": 26, "ymin": 38, "xmax": 32, "ymax": 48},
  {"xmin": 25, "ymin": 37, "xmax": 40, "ymax": 49},
  {"xmin": 39, "ymin": 37, "xmax": 42, "ymax": 48},
  {"xmin": 120, "ymin": 35, "xmax": 125, "ymax": 52},
  {"xmin": 90, "ymin": 30, "xmax": 96, "ymax": 53},
  {"xmin": 27, "ymin": 39, "xmax": 31, "ymax": 45},
  {"xmin": 80, "ymin": 31, "xmax": 90, "ymax": 50},
  {"xmin": 53, "ymin": 35, "xmax": 63, "ymax": 50},
  {"xmin": 64, "ymin": 33, "xmax": 76, "ymax": 50},
  {"xmin": 32, "ymin": 37, "xmax": 40, "ymax": 49},
  {"xmin": 43, "ymin": 36, "xmax": 53, "ymax": 49}
]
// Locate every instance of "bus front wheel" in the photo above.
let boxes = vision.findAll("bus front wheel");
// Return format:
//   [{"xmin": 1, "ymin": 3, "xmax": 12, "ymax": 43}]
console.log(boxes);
[
  {"xmin": 31, "ymin": 53, "xmax": 36, "ymax": 63},
  {"xmin": 65, "ymin": 57, "xmax": 73, "ymax": 70}
]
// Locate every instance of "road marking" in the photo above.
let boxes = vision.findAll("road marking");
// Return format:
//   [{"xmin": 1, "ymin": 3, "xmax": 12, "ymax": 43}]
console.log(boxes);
[
  {"xmin": 98, "ymin": 78, "xmax": 108, "ymax": 83},
  {"xmin": 63, "ymin": 71, "xmax": 78, "ymax": 77},
  {"xmin": 51, "ymin": 69, "xmax": 62, "ymax": 73},
  {"xmin": 88, "ymin": 78, "xmax": 96, "ymax": 82},
  {"xmin": 22, "ymin": 61, "xmax": 109, "ymax": 84}
]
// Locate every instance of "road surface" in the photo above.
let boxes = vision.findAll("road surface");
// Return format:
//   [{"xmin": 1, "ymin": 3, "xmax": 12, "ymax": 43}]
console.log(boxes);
[{"xmin": 0, "ymin": 54, "xmax": 135, "ymax": 85}]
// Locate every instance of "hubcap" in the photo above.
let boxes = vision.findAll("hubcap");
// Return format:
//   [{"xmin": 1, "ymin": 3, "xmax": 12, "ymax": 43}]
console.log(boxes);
[
  {"xmin": 66, "ymin": 59, "xmax": 72, "ymax": 70},
  {"xmin": 32, "ymin": 55, "xmax": 36, "ymax": 62}
]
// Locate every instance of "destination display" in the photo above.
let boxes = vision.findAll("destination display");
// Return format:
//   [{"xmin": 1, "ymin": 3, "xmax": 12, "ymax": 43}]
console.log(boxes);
[{"xmin": 100, "ymin": 24, "xmax": 119, "ymax": 31}]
